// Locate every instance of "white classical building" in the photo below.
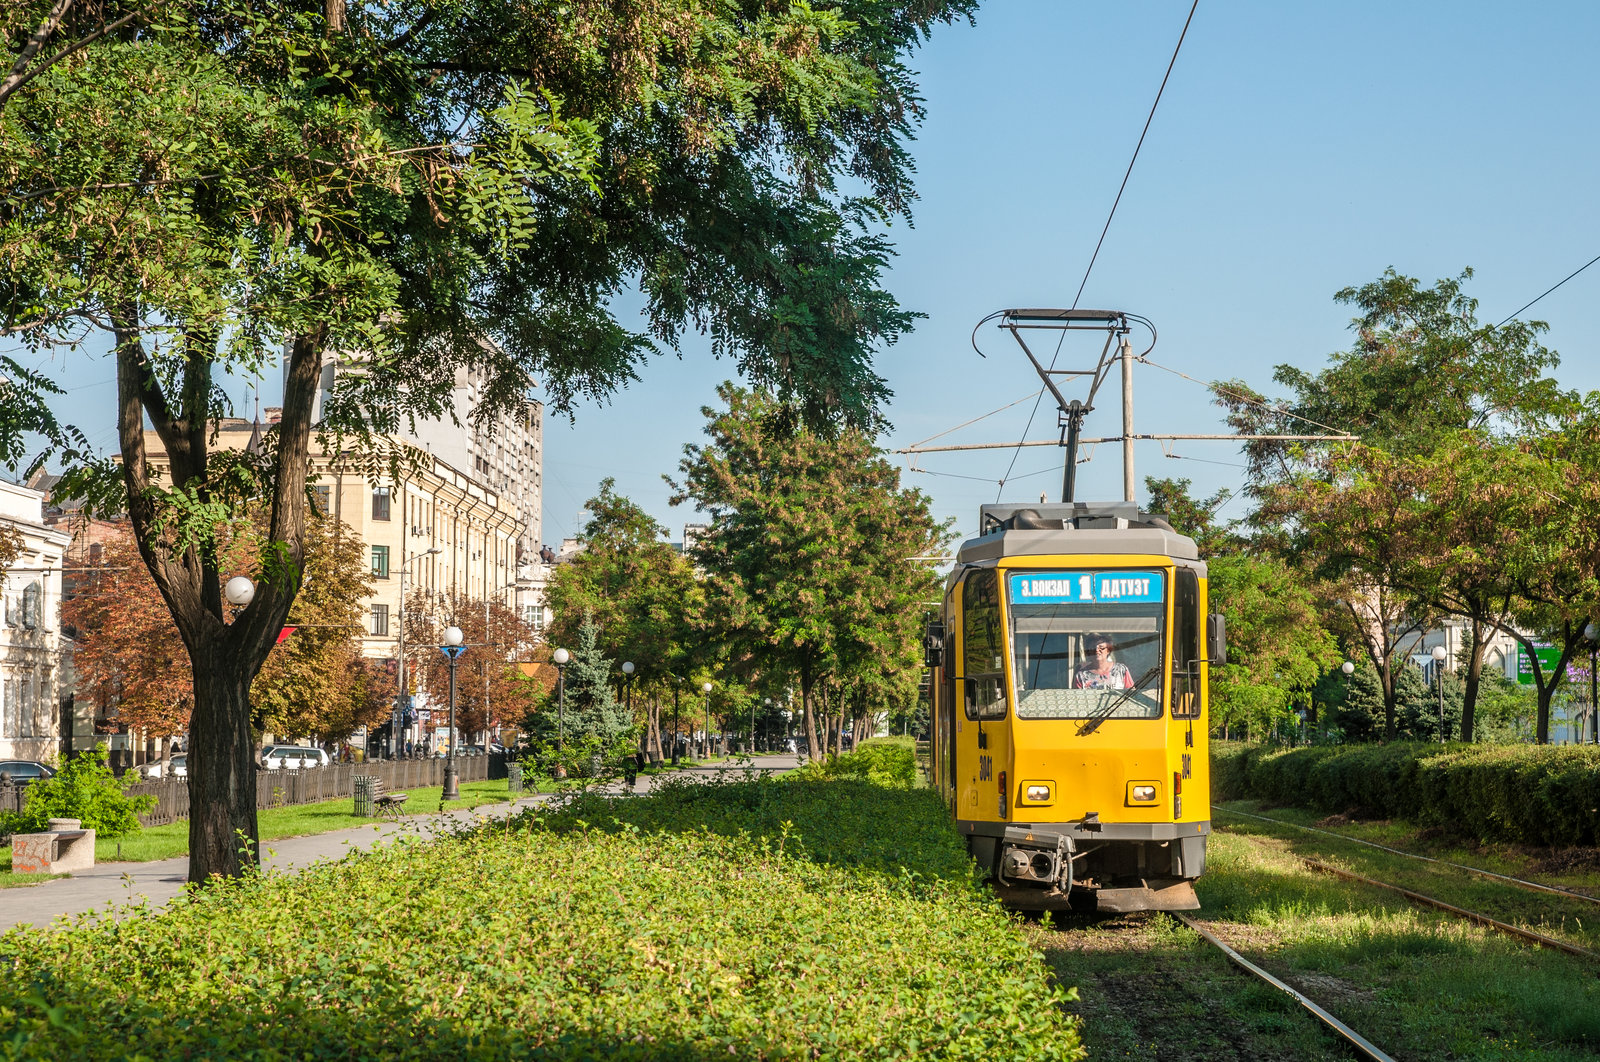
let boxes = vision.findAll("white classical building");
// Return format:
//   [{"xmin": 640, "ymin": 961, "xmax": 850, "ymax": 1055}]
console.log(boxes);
[{"xmin": 0, "ymin": 479, "xmax": 71, "ymax": 762}]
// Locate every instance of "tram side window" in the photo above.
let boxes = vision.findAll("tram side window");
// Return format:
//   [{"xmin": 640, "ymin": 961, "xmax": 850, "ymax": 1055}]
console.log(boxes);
[
  {"xmin": 1172, "ymin": 567, "xmax": 1202, "ymax": 718},
  {"xmin": 963, "ymin": 570, "xmax": 1006, "ymax": 720}
]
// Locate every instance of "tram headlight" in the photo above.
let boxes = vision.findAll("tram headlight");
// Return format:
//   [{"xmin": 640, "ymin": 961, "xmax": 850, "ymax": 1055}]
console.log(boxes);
[
  {"xmin": 1128, "ymin": 783, "xmax": 1158, "ymax": 803},
  {"xmin": 1025, "ymin": 784, "xmax": 1051, "ymax": 803}
]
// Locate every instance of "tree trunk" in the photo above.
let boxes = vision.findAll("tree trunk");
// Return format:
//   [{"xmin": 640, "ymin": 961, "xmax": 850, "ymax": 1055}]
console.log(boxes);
[
  {"xmin": 1461, "ymin": 617, "xmax": 1488, "ymax": 742},
  {"xmin": 188, "ymin": 650, "xmax": 261, "ymax": 882},
  {"xmin": 800, "ymin": 664, "xmax": 821, "ymax": 761}
]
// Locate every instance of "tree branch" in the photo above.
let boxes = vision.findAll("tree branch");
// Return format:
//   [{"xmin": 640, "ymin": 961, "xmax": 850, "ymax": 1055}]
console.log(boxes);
[{"xmin": 0, "ymin": 5, "xmax": 148, "ymax": 110}]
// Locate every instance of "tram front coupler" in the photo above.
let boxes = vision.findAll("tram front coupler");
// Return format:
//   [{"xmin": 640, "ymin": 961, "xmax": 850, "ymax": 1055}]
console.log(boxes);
[{"xmin": 998, "ymin": 826, "xmax": 1075, "ymax": 892}]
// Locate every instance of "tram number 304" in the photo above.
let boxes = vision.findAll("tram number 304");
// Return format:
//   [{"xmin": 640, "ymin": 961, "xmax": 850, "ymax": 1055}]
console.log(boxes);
[{"xmin": 978, "ymin": 755, "xmax": 993, "ymax": 782}]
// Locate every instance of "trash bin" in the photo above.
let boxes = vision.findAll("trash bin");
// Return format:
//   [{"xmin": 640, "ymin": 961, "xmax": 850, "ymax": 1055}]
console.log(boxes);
[
  {"xmin": 507, "ymin": 762, "xmax": 523, "ymax": 796},
  {"xmin": 353, "ymin": 774, "xmax": 376, "ymax": 817}
]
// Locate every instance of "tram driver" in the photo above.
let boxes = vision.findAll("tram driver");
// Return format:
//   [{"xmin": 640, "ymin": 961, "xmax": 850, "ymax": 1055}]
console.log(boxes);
[{"xmin": 1074, "ymin": 634, "xmax": 1135, "ymax": 690}]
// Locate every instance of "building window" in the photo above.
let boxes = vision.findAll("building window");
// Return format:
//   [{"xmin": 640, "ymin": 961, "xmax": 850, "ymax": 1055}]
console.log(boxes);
[
  {"xmin": 372, "ymin": 604, "xmax": 390, "ymax": 637},
  {"xmin": 311, "ymin": 484, "xmax": 332, "ymax": 516},
  {"xmin": 371, "ymin": 545, "xmax": 390, "ymax": 579},
  {"xmin": 372, "ymin": 486, "xmax": 391, "ymax": 521},
  {"xmin": 530, "ymin": 604, "xmax": 545, "ymax": 632},
  {"xmin": 21, "ymin": 582, "xmax": 41, "ymax": 629}
]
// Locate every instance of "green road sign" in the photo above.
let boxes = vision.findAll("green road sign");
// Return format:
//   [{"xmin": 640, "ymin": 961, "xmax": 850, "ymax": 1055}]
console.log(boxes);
[{"xmin": 1517, "ymin": 643, "xmax": 1563, "ymax": 685}]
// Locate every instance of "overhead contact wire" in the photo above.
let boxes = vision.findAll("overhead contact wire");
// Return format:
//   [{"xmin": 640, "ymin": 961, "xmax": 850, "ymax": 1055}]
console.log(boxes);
[
  {"xmin": 1499, "ymin": 251, "xmax": 1600, "ymax": 325},
  {"xmin": 995, "ymin": 0, "xmax": 1199, "ymax": 499}
]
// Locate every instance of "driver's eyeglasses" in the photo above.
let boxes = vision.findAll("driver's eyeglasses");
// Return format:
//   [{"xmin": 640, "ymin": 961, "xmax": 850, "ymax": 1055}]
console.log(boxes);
[{"xmin": 1094, "ymin": 644, "xmax": 1112, "ymax": 653}]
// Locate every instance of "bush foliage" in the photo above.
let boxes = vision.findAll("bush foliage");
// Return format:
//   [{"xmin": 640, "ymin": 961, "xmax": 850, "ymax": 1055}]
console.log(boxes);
[
  {"xmin": 0, "ymin": 746, "xmax": 154, "ymax": 839},
  {"xmin": 0, "ymin": 744, "xmax": 1083, "ymax": 1060},
  {"xmin": 789, "ymin": 737, "xmax": 921, "ymax": 790},
  {"xmin": 1213, "ymin": 740, "xmax": 1600, "ymax": 846}
]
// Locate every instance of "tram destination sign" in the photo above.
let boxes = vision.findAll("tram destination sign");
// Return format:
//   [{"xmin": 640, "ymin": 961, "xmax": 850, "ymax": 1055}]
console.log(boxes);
[{"xmin": 1009, "ymin": 570, "xmax": 1164, "ymax": 604}]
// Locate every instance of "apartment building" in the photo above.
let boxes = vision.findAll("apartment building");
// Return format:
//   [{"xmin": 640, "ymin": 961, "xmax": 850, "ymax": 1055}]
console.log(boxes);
[{"xmin": 0, "ymin": 479, "xmax": 70, "ymax": 762}]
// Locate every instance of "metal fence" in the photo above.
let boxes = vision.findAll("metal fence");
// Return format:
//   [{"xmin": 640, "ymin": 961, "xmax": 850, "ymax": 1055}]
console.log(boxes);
[
  {"xmin": 118, "ymin": 755, "xmax": 496, "ymax": 827},
  {"xmin": 1, "ymin": 755, "xmax": 503, "ymax": 840}
]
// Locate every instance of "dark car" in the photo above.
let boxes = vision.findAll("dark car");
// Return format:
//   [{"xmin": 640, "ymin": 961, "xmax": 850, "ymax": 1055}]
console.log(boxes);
[{"xmin": 0, "ymin": 760, "xmax": 56, "ymax": 785}]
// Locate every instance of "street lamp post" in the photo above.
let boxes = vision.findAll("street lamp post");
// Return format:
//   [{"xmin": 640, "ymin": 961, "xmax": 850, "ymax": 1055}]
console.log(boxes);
[
  {"xmin": 395, "ymin": 546, "xmax": 441, "ymax": 758},
  {"xmin": 671, "ymin": 676, "xmax": 682, "ymax": 764},
  {"xmin": 761, "ymin": 697, "xmax": 771, "ymax": 754},
  {"xmin": 1431, "ymin": 645, "xmax": 1448, "ymax": 743},
  {"xmin": 551, "ymin": 648, "xmax": 571, "ymax": 753},
  {"xmin": 440, "ymin": 625, "xmax": 467, "ymax": 800},
  {"xmin": 701, "ymin": 681, "xmax": 713, "ymax": 758},
  {"xmin": 1586, "ymin": 623, "xmax": 1599, "ymax": 745},
  {"xmin": 621, "ymin": 660, "xmax": 637, "ymax": 760}
]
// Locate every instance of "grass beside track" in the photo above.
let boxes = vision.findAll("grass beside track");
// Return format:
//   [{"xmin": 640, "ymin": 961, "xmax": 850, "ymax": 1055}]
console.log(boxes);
[
  {"xmin": 0, "ymin": 744, "xmax": 1084, "ymax": 1060},
  {"xmin": 1036, "ymin": 822, "xmax": 1600, "ymax": 1061}
]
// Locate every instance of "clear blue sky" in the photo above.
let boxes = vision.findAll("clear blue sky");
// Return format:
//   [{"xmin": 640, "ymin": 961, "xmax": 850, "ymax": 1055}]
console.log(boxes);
[
  {"xmin": 541, "ymin": 0, "xmax": 1600, "ymax": 546},
  {"xmin": 14, "ymin": 1, "xmax": 1600, "ymax": 550}
]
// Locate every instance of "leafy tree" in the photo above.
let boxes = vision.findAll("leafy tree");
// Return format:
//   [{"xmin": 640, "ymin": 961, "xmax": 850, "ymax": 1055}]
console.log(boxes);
[
  {"xmin": 525, "ymin": 614, "xmax": 632, "ymax": 773},
  {"xmin": 249, "ymin": 515, "xmax": 382, "ymax": 744},
  {"xmin": 0, "ymin": 744, "xmax": 154, "ymax": 838},
  {"xmin": 672, "ymin": 384, "xmax": 948, "ymax": 759},
  {"xmin": 62, "ymin": 531, "xmax": 194, "ymax": 750},
  {"xmin": 1206, "ymin": 553, "xmax": 1341, "ymax": 739},
  {"xmin": 2, "ymin": 0, "xmax": 970, "ymax": 880},
  {"xmin": 543, "ymin": 478, "xmax": 703, "ymax": 760},
  {"xmin": 1216, "ymin": 269, "xmax": 1570, "ymax": 739},
  {"xmin": 401, "ymin": 589, "xmax": 537, "ymax": 743}
]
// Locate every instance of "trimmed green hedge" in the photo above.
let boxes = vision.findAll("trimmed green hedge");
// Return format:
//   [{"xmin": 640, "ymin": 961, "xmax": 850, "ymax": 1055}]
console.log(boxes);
[
  {"xmin": 1213, "ymin": 741, "xmax": 1600, "ymax": 846},
  {"xmin": 789, "ymin": 736, "xmax": 921, "ymax": 790},
  {"xmin": 0, "ymin": 744, "xmax": 1083, "ymax": 1060}
]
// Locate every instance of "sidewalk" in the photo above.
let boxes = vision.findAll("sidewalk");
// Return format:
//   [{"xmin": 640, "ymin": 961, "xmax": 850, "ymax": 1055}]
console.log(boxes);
[{"xmin": 0, "ymin": 754, "xmax": 800, "ymax": 932}]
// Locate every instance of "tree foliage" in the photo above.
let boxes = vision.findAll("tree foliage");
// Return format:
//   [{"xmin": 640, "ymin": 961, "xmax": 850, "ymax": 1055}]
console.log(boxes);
[
  {"xmin": 2, "ymin": 0, "xmax": 970, "ymax": 878},
  {"xmin": 401, "ymin": 588, "xmax": 538, "ymax": 740},
  {"xmin": 671, "ymin": 383, "xmax": 948, "ymax": 758}
]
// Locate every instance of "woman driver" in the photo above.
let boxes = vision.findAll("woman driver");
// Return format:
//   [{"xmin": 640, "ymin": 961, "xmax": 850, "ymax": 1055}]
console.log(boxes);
[{"xmin": 1075, "ymin": 634, "xmax": 1134, "ymax": 689}]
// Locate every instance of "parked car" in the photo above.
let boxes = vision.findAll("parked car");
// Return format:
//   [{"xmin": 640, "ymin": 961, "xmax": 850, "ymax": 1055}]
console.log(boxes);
[
  {"xmin": 260, "ymin": 745, "xmax": 330, "ymax": 769},
  {"xmin": 0, "ymin": 759, "xmax": 54, "ymax": 785},
  {"xmin": 138, "ymin": 760, "xmax": 167, "ymax": 780},
  {"xmin": 170, "ymin": 754, "xmax": 188, "ymax": 777}
]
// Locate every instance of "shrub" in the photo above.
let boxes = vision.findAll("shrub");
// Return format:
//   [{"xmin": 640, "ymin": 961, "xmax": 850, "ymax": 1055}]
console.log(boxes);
[
  {"xmin": 0, "ymin": 745, "xmax": 155, "ymax": 839},
  {"xmin": 789, "ymin": 736, "xmax": 921, "ymax": 790},
  {"xmin": 0, "ymin": 742, "xmax": 1084, "ymax": 1060},
  {"xmin": 1213, "ymin": 741, "xmax": 1600, "ymax": 846}
]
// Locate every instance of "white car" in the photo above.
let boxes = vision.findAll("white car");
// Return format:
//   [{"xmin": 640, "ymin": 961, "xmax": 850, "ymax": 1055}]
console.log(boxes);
[{"xmin": 260, "ymin": 745, "xmax": 330, "ymax": 770}]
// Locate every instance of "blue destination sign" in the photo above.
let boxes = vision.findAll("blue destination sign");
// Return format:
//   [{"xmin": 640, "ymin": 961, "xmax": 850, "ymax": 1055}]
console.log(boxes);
[{"xmin": 1009, "ymin": 570, "xmax": 1165, "ymax": 604}]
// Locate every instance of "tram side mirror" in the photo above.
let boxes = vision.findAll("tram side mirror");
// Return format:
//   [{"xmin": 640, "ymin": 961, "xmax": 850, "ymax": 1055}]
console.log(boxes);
[
  {"xmin": 1207, "ymin": 613, "xmax": 1227, "ymax": 666},
  {"xmin": 924, "ymin": 622, "xmax": 945, "ymax": 668}
]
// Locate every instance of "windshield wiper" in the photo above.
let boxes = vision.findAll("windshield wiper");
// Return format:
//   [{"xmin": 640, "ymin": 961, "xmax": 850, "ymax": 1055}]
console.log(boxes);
[{"xmin": 1075, "ymin": 666, "xmax": 1160, "ymax": 737}]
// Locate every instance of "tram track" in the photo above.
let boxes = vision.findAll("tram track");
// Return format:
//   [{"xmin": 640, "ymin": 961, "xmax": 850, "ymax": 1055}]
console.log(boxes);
[
  {"xmin": 1174, "ymin": 912, "xmax": 1397, "ymax": 1062},
  {"xmin": 1217, "ymin": 805, "xmax": 1600, "ymax": 906}
]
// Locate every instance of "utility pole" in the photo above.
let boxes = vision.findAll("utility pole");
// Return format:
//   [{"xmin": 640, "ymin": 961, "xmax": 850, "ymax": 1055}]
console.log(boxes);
[{"xmin": 1120, "ymin": 336, "xmax": 1135, "ymax": 502}]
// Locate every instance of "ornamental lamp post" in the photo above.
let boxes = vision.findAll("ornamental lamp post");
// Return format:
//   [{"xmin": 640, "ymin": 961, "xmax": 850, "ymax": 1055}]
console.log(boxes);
[
  {"xmin": 223, "ymin": 576, "xmax": 256, "ymax": 609},
  {"xmin": 1431, "ymin": 644, "xmax": 1448, "ymax": 743},
  {"xmin": 552, "ymin": 648, "xmax": 571, "ymax": 752},
  {"xmin": 761, "ymin": 697, "xmax": 771, "ymax": 754},
  {"xmin": 1586, "ymin": 623, "xmax": 1599, "ymax": 745},
  {"xmin": 701, "ymin": 681, "xmax": 713, "ymax": 758},
  {"xmin": 620, "ymin": 660, "xmax": 638, "ymax": 762},
  {"xmin": 440, "ymin": 625, "xmax": 467, "ymax": 800},
  {"xmin": 670, "ymin": 675, "xmax": 682, "ymax": 765}
]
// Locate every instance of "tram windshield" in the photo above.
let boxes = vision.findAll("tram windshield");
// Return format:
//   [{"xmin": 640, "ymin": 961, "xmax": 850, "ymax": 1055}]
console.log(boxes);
[{"xmin": 1007, "ymin": 570, "xmax": 1165, "ymax": 720}]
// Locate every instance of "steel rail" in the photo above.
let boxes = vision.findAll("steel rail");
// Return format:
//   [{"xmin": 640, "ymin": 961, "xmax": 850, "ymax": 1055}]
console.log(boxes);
[
  {"xmin": 1298, "ymin": 858, "xmax": 1600, "ymax": 962},
  {"xmin": 1174, "ymin": 914, "xmax": 1397, "ymax": 1062},
  {"xmin": 1216, "ymin": 806, "xmax": 1600, "ymax": 907}
]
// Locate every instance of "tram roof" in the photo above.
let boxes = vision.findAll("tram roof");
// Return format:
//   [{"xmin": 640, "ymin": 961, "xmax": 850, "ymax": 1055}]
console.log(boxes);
[{"xmin": 955, "ymin": 501, "xmax": 1201, "ymax": 565}]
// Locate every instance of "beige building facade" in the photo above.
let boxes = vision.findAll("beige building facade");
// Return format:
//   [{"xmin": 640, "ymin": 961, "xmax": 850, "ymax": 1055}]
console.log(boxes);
[{"xmin": 0, "ymin": 479, "xmax": 70, "ymax": 763}]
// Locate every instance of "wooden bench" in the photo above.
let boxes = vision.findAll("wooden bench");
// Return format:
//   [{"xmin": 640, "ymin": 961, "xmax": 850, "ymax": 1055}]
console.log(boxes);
[{"xmin": 373, "ymin": 779, "xmax": 409, "ymax": 820}]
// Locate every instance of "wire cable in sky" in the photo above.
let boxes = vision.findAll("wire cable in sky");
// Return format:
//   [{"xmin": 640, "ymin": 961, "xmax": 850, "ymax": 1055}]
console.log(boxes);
[
  {"xmin": 1498, "ymin": 251, "xmax": 1600, "ymax": 326},
  {"xmin": 1140, "ymin": 357, "xmax": 1355, "ymax": 436},
  {"xmin": 905, "ymin": 389, "xmax": 1041, "ymax": 450},
  {"xmin": 1068, "ymin": 0, "xmax": 1200, "ymax": 312},
  {"xmin": 995, "ymin": 0, "xmax": 1200, "ymax": 501}
]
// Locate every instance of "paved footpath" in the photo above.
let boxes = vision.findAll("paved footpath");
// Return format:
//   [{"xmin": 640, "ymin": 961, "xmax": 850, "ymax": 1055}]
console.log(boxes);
[{"xmin": 0, "ymin": 754, "xmax": 800, "ymax": 933}]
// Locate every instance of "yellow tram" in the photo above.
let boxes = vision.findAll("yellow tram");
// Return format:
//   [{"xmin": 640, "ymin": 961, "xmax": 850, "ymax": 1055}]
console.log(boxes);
[{"xmin": 927, "ymin": 500, "xmax": 1224, "ymax": 912}]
